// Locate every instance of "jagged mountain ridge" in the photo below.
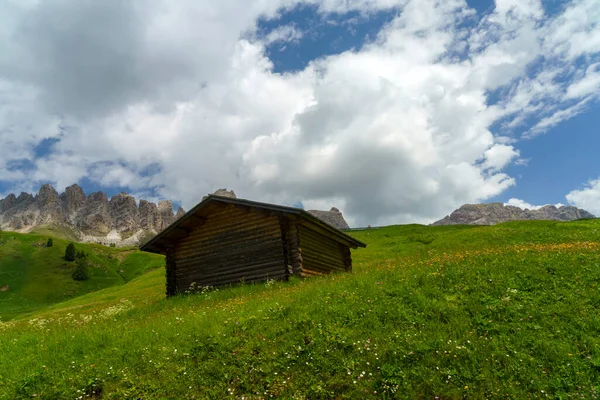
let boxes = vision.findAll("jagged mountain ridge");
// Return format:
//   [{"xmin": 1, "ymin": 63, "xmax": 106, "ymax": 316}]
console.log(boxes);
[
  {"xmin": 0, "ymin": 185, "xmax": 353, "ymax": 245},
  {"xmin": 432, "ymin": 202, "xmax": 596, "ymax": 226},
  {"xmin": 0, "ymin": 184, "xmax": 184, "ymax": 246}
]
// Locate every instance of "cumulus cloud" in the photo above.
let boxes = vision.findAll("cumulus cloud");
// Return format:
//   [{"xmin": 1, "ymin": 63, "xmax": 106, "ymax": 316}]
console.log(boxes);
[
  {"xmin": 481, "ymin": 144, "xmax": 520, "ymax": 171},
  {"xmin": 566, "ymin": 179, "xmax": 600, "ymax": 216},
  {"xmin": 1, "ymin": 0, "xmax": 599, "ymax": 225},
  {"xmin": 505, "ymin": 198, "xmax": 564, "ymax": 211}
]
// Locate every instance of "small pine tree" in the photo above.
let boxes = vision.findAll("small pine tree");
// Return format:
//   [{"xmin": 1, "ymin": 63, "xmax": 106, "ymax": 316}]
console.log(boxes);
[
  {"xmin": 75, "ymin": 250, "xmax": 87, "ymax": 260},
  {"xmin": 46, "ymin": 238, "xmax": 53, "ymax": 247},
  {"xmin": 65, "ymin": 243, "xmax": 76, "ymax": 262},
  {"xmin": 72, "ymin": 258, "xmax": 89, "ymax": 281}
]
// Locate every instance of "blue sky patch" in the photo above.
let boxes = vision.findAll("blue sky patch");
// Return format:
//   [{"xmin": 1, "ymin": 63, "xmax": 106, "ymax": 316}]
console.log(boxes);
[{"xmin": 259, "ymin": 5, "xmax": 397, "ymax": 73}]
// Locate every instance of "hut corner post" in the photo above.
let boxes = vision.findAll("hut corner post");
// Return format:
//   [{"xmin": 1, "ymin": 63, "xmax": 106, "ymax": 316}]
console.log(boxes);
[
  {"xmin": 286, "ymin": 219, "xmax": 303, "ymax": 276},
  {"xmin": 342, "ymin": 246, "xmax": 352, "ymax": 272},
  {"xmin": 165, "ymin": 247, "xmax": 177, "ymax": 297},
  {"xmin": 279, "ymin": 216, "xmax": 292, "ymax": 279}
]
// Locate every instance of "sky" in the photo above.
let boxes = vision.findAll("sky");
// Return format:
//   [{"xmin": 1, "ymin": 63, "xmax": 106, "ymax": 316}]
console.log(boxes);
[{"xmin": 0, "ymin": 0, "xmax": 599, "ymax": 227}]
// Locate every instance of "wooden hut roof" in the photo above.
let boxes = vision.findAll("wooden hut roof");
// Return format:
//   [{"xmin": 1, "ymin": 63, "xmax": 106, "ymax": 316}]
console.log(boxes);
[{"xmin": 141, "ymin": 195, "xmax": 366, "ymax": 254}]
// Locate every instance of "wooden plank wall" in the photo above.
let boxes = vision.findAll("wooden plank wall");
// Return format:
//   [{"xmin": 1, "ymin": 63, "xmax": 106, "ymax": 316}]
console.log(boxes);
[
  {"xmin": 172, "ymin": 204, "xmax": 286, "ymax": 291},
  {"xmin": 165, "ymin": 248, "xmax": 177, "ymax": 297},
  {"xmin": 297, "ymin": 223, "xmax": 351, "ymax": 277},
  {"xmin": 281, "ymin": 218, "xmax": 303, "ymax": 276}
]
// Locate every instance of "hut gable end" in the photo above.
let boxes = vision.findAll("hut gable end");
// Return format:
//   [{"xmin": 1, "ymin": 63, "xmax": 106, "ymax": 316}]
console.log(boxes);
[{"xmin": 297, "ymin": 224, "xmax": 351, "ymax": 276}]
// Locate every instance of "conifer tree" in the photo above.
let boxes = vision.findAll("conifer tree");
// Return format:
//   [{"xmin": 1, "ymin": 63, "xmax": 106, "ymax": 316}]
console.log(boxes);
[
  {"xmin": 65, "ymin": 242, "xmax": 76, "ymax": 262},
  {"xmin": 72, "ymin": 258, "xmax": 89, "ymax": 281}
]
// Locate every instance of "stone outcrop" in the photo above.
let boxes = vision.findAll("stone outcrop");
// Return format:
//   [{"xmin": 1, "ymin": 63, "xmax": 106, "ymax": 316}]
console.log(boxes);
[
  {"xmin": 203, "ymin": 188, "xmax": 236, "ymax": 201},
  {"xmin": 0, "ymin": 184, "xmax": 184, "ymax": 247},
  {"xmin": 139, "ymin": 199, "xmax": 159, "ymax": 231},
  {"xmin": 36, "ymin": 184, "xmax": 63, "ymax": 225},
  {"xmin": 109, "ymin": 192, "xmax": 140, "ymax": 234},
  {"xmin": 158, "ymin": 200, "xmax": 177, "ymax": 230},
  {"xmin": 76, "ymin": 191, "xmax": 112, "ymax": 235},
  {"xmin": 307, "ymin": 207, "xmax": 350, "ymax": 230},
  {"xmin": 0, "ymin": 193, "xmax": 16, "ymax": 213},
  {"xmin": 432, "ymin": 203, "xmax": 595, "ymax": 226},
  {"xmin": 60, "ymin": 184, "xmax": 86, "ymax": 222}
]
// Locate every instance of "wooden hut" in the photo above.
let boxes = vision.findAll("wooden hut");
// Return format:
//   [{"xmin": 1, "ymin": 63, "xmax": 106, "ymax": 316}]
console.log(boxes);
[{"xmin": 141, "ymin": 195, "xmax": 366, "ymax": 296}]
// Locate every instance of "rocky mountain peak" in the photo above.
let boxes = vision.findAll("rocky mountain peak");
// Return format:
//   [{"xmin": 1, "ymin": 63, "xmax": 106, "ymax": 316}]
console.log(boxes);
[
  {"xmin": 88, "ymin": 191, "xmax": 109, "ymax": 203},
  {"xmin": 203, "ymin": 188, "xmax": 237, "ymax": 201},
  {"xmin": 214, "ymin": 188, "xmax": 236, "ymax": 198},
  {"xmin": 16, "ymin": 192, "xmax": 34, "ymax": 205},
  {"xmin": 35, "ymin": 184, "xmax": 63, "ymax": 224},
  {"xmin": 139, "ymin": 199, "xmax": 158, "ymax": 231},
  {"xmin": 158, "ymin": 200, "xmax": 174, "ymax": 213},
  {"xmin": 109, "ymin": 192, "xmax": 140, "ymax": 233},
  {"xmin": 37, "ymin": 183, "xmax": 57, "ymax": 197},
  {"xmin": 60, "ymin": 184, "xmax": 86, "ymax": 221},
  {"xmin": 77, "ymin": 191, "xmax": 111, "ymax": 235},
  {"xmin": 157, "ymin": 200, "xmax": 176, "ymax": 230},
  {"xmin": 0, "ymin": 193, "xmax": 16, "ymax": 212},
  {"xmin": 307, "ymin": 207, "xmax": 350, "ymax": 230}
]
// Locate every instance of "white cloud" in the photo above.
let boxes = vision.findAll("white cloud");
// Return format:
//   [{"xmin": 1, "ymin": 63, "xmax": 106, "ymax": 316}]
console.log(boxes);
[
  {"xmin": 566, "ymin": 178, "xmax": 600, "ymax": 216},
  {"xmin": 482, "ymin": 144, "xmax": 519, "ymax": 171},
  {"xmin": 566, "ymin": 63, "xmax": 600, "ymax": 99},
  {"xmin": 505, "ymin": 198, "xmax": 565, "ymax": 210},
  {"xmin": 527, "ymin": 97, "xmax": 592, "ymax": 137},
  {"xmin": 0, "ymin": 0, "xmax": 599, "ymax": 226},
  {"xmin": 262, "ymin": 25, "xmax": 304, "ymax": 45},
  {"xmin": 492, "ymin": 0, "xmax": 544, "ymax": 21}
]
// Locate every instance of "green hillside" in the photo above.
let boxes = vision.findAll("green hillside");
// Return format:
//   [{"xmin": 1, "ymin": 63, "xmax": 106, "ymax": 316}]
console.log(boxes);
[
  {"xmin": 0, "ymin": 230, "xmax": 164, "ymax": 321},
  {"xmin": 1, "ymin": 220, "xmax": 600, "ymax": 398}
]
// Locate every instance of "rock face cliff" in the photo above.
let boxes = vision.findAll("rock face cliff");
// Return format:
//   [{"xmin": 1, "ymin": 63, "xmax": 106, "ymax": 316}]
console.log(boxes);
[
  {"xmin": 307, "ymin": 207, "xmax": 350, "ymax": 230},
  {"xmin": 432, "ymin": 203, "xmax": 595, "ymax": 226},
  {"xmin": 0, "ymin": 184, "xmax": 184, "ymax": 246}
]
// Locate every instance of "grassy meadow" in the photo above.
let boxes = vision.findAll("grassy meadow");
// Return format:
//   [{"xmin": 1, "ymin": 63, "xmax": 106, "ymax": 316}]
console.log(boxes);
[
  {"xmin": 1, "ymin": 220, "xmax": 600, "ymax": 398},
  {"xmin": 0, "ymin": 230, "xmax": 164, "ymax": 321}
]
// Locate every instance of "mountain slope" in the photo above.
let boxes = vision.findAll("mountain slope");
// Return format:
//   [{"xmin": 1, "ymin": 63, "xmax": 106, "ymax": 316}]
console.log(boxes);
[
  {"xmin": 1, "ymin": 219, "xmax": 600, "ymax": 398},
  {"xmin": 0, "ymin": 230, "xmax": 164, "ymax": 320},
  {"xmin": 433, "ymin": 202, "xmax": 595, "ymax": 225}
]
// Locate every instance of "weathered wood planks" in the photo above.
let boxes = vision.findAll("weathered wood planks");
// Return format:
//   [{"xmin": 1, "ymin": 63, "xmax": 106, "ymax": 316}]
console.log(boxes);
[
  {"xmin": 171, "ymin": 205, "xmax": 285, "ymax": 292},
  {"xmin": 141, "ymin": 195, "xmax": 366, "ymax": 297}
]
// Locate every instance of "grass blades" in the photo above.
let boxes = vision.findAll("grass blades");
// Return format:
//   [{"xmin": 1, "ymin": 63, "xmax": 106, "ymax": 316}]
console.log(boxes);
[{"xmin": 0, "ymin": 220, "xmax": 599, "ymax": 398}]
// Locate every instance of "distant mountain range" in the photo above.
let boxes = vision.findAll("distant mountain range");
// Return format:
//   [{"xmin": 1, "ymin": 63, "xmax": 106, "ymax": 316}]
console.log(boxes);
[
  {"xmin": 0, "ymin": 184, "xmax": 184, "ymax": 246},
  {"xmin": 0, "ymin": 185, "xmax": 351, "ymax": 246},
  {"xmin": 432, "ymin": 203, "xmax": 595, "ymax": 226}
]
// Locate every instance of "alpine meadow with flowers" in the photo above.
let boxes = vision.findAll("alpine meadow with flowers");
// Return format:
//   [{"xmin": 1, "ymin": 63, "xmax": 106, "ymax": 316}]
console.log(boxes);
[{"xmin": 1, "ymin": 219, "xmax": 600, "ymax": 399}]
